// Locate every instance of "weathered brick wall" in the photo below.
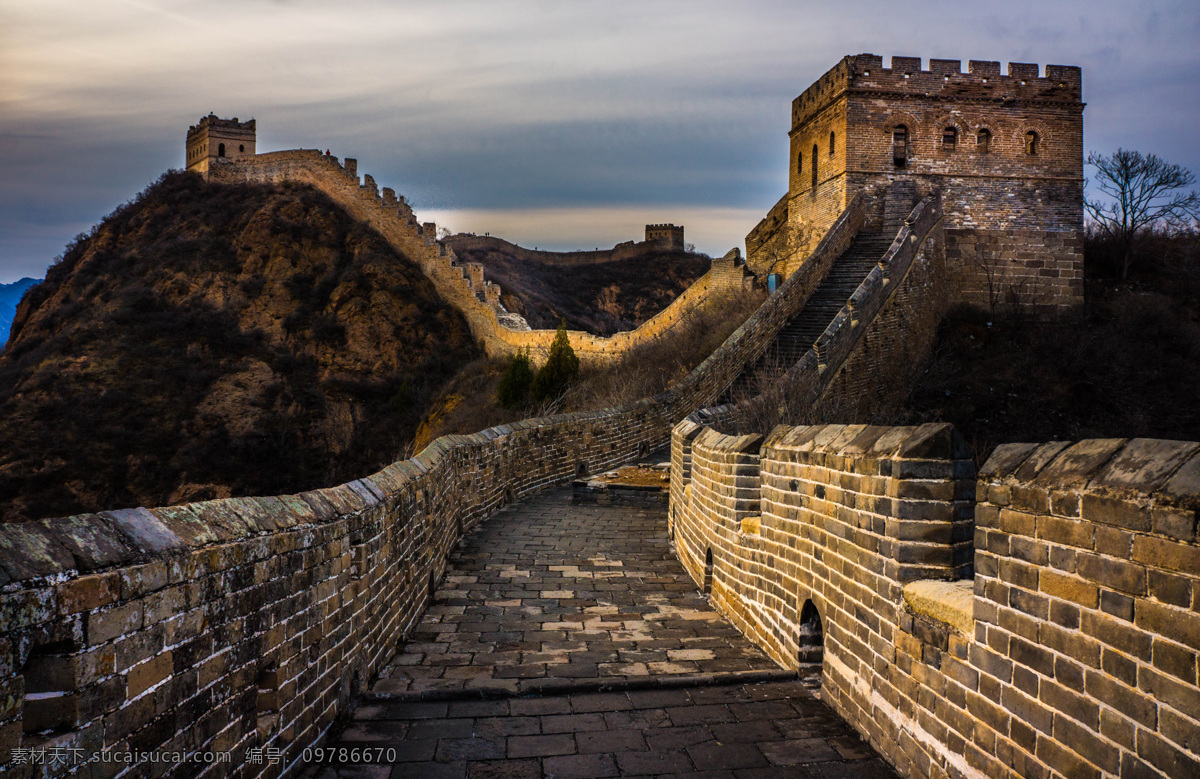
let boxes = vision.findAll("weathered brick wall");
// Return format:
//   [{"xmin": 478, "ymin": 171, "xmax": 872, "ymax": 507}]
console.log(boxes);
[
  {"xmin": 973, "ymin": 438, "xmax": 1200, "ymax": 778},
  {"xmin": 748, "ymin": 54, "xmax": 1084, "ymax": 314},
  {"xmin": 670, "ymin": 424, "xmax": 1200, "ymax": 778},
  {"xmin": 0, "ymin": 403, "xmax": 672, "ymax": 776},
  {"xmin": 0, "ymin": 198, "xmax": 876, "ymax": 773},
  {"xmin": 208, "ymin": 152, "xmax": 753, "ymax": 365},
  {"xmin": 719, "ymin": 194, "xmax": 946, "ymax": 431}
]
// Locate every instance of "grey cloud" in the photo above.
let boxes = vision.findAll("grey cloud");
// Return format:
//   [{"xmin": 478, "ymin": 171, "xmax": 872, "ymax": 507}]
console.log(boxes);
[{"xmin": 1, "ymin": 0, "xmax": 1198, "ymax": 282}]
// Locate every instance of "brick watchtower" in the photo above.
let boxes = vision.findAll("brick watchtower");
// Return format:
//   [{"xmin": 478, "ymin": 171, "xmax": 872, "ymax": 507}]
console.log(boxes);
[
  {"xmin": 186, "ymin": 114, "xmax": 256, "ymax": 176},
  {"xmin": 645, "ymin": 224, "xmax": 685, "ymax": 250},
  {"xmin": 747, "ymin": 54, "xmax": 1085, "ymax": 314}
]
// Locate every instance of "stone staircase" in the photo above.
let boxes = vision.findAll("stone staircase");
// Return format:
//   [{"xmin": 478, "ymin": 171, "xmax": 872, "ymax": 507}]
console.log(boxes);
[{"xmin": 721, "ymin": 231, "xmax": 894, "ymax": 401}]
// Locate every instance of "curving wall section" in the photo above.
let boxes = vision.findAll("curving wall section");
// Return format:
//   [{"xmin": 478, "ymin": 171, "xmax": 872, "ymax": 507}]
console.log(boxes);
[
  {"xmin": 207, "ymin": 151, "xmax": 753, "ymax": 364},
  {"xmin": 671, "ymin": 423, "xmax": 1200, "ymax": 778},
  {"xmin": 0, "ymin": 184, "xmax": 883, "ymax": 774}
]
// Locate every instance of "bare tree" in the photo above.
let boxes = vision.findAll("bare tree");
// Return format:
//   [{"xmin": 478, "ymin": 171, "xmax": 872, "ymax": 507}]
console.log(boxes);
[
  {"xmin": 1085, "ymin": 149, "xmax": 1200, "ymax": 278},
  {"xmin": 969, "ymin": 251, "xmax": 1004, "ymax": 322}
]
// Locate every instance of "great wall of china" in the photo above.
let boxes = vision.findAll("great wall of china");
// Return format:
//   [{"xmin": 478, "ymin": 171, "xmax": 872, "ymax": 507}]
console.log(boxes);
[
  {"xmin": 203, "ymin": 149, "xmax": 752, "ymax": 365},
  {"xmin": 0, "ymin": 55, "xmax": 1196, "ymax": 778}
]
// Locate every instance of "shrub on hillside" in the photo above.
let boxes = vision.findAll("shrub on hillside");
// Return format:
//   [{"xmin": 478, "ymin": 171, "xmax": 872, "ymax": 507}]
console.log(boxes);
[
  {"xmin": 497, "ymin": 349, "xmax": 534, "ymax": 408},
  {"xmin": 530, "ymin": 322, "xmax": 579, "ymax": 403}
]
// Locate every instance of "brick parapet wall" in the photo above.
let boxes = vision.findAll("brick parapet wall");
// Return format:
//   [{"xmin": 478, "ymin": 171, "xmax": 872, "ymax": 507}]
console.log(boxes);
[
  {"xmin": 972, "ymin": 437, "xmax": 1200, "ymax": 778},
  {"xmin": 669, "ymin": 424, "xmax": 1200, "ymax": 778},
  {"xmin": 715, "ymin": 193, "xmax": 946, "ymax": 430},
  {"xmin": 208, "ymin": 152, "xmax": 752, "ymax": 365},
  {"xmin": 0, "ymin": 193, "xmax": 873, "ymax": 772},
  {"xmin": 0, "ymin": 401, "xmax": 673, "ymax": 775}
]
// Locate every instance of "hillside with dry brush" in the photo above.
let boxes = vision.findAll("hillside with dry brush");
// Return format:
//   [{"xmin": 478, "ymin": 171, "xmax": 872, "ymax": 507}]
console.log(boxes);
[{"xmin": 0, "ymin": 172, "xmax": 480, "ymax": 521}]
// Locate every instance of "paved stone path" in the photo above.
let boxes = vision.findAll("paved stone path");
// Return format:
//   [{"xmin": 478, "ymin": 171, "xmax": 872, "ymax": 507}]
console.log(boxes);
[{"xmin": 315, "ymin": 490, "xmax": 897, "ymax": 778}]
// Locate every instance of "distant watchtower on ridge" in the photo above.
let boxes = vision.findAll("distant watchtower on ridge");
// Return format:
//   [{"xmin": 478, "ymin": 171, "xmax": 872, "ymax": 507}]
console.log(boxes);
[
  {"xmin": 646, "ymin": 224, "xmax": 684, "ymax": 250},
  {"xmin": 186, "ymin": 114, "xmax": 256, "ymax": 174}
]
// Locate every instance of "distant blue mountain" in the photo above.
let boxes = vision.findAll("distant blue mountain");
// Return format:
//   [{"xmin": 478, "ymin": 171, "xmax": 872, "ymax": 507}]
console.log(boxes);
[{"xmin": 0, "ymin": 278, "xmax": 40, "ymax": 348}]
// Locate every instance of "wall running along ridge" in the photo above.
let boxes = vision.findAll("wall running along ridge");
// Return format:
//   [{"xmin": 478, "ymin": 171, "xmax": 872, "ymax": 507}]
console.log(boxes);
[
  {"xmin": 0, "ymin": 186, "xmax": 885, "ymax": 775},
  {"xmin": 670, "ymin": 424, "xmax": 1200, "ymax": 778},
  {"xmin": 206, "ymin": 151, "xmax": 752, "ymax": 364},
  {"xmin": 707, "ymin": 190, "xmax": 946, "ymax": 429}
]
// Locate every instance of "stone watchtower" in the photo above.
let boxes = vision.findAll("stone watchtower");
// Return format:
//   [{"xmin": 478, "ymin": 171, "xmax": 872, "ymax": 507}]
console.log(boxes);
[
  {"xmin": 186, "ymin": 114, "xmax": 256, "ymax": 175},
  {"xmin": 747, "ymin": 54, "xmax": 1085, "ymax": 314},
  {"xmin": 645, "ymin": 224, "xmax": 685, "ymax": 250}
]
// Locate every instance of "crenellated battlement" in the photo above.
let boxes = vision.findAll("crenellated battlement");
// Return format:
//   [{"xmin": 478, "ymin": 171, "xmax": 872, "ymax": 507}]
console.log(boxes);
[
  {"xmin": 792, "ymin": 54, "xmax": 1082, "ymax": 131},
  {"xmin": 195, "ymin": 128, "xmax": 751, "ymax": 365},
  {"xmin": 760, "ymin": 54, "xmax": 1085, "ymax": 317}
]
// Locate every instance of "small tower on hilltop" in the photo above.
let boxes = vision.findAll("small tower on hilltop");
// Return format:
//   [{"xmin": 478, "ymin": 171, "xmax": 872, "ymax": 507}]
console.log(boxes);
[
  {"xmin": 186, "ymin": 114, "xmax": 256, "ymax": 175},
  {"xmin": 645, "ymin": 224, "xmax": 685, "ymax": 250}
]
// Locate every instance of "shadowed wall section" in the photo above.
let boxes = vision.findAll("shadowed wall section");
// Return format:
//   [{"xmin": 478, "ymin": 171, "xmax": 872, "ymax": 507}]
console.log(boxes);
[{"xmin": 670, "ymin": 424, "xmax": 1200, "ymax": 778}]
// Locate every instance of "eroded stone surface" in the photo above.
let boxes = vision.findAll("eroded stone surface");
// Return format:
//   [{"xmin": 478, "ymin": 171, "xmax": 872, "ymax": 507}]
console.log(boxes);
[
  {"xmin": 317, "ymin": 490, "xmax": 895, "ymax": 777},
  {"xmin": 371, "ymin": 491, "xmax": 778, "ymax": 697}
]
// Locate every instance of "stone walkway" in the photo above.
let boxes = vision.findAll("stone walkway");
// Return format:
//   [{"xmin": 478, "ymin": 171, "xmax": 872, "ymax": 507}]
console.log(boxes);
[{"xmin": 315, "ymin": 490, "xmax": 897, "ymax": 778}]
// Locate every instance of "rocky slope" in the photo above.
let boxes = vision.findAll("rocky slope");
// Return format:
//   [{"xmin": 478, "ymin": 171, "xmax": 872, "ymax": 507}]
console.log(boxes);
[
  {"xmin": 0, "ymin": 171, "xmax": 478, "ymax": 521},
  {"xmin": 444, "ymin": 235, "xmax": 709, "ymax": 335},
  {"xmin": 0, "ymin": 277, "xmax": 38, "ymax": 347}
]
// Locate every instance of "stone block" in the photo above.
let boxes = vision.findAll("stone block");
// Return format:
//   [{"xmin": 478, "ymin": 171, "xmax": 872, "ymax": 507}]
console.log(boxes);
[
  {"xmin": 128, "ymin": 651, "xmax": 173, "ymax": 698},
  {"xmin": 37, "ymin": 514, "xmax": 140, "ymax": 572},
  {"xmin": 1039, "ymin": 570, "xmax": 1097, "ymax": 609},
  {"xmin": 1076, "ymin": 554, "xmax": 1145, "ymax": 597},
  {"xmin": 1080, "ymin": 494, "xmax": 1150, "ymax": 533},
  {"xmin": 979, "ymin": 443, "xmax": 1038, "ymax": 479},
  {"xmin": 87, "ymin": 601, "xmax": 144, "ymax": 647},
  {"xmin": 101, "ymin": 507, "xmax": 186, "ymax": 554},
  {"xmin": 59, "ymin": 573, "xmax": 120, "ymax": 614},
  {"xmin": 1032, "ymin": 439, "xmax": 1126, "ymax": 489},
  {"xmin": 0, "ymin": 523, "xmax": 75, "ymax": 582},
  {"xmin": 1092, "ymin": 439, "xmax": 1199, "ymax": 494}
]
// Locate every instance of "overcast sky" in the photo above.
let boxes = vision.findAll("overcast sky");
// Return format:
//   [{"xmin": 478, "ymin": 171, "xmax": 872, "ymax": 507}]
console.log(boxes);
[{"xmin": 1, "ymin": 0, "xmax": 1197, "ymax": 282}]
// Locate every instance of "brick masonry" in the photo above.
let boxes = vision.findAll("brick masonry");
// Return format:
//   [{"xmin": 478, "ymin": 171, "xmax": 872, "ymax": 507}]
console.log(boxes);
[
  {"xmin": 670, "ymin": 423, "xmax": 1200, "ymax": 778},
  {"xmin": 713, "ymin": 191, "xmax": 948, "ymax": 428},
  {"xmin": 0, "ymin": 209, "xmax": 875, "ymax": 775},
  {"xmin": 746, "ymin": 54, "xmax": 1084, "ymax": 316}
]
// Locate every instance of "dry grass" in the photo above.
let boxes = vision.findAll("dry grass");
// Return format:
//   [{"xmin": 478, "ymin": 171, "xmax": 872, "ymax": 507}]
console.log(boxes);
[
  {"xmin": 416, "ymin": 290, "xmax": 765, "ymax": 444},
  {"xmin": 560, "ymin": 291, "xmax": 766, "ymax": 412}
]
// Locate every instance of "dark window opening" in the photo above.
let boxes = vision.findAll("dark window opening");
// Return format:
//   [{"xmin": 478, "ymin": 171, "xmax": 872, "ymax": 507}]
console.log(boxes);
[
  {"xmin": 1024, "ymin": 131, "xmax": 1039, "ymax": 155},
  {"xmin": 811, "ymin": 144, "xmax": 818, "ymax": 192},
  {"xmin": 239, "ymin": 144, "xmax": 245, "ymax": 152},
  {"xmin": 798, "ymin": 599, "xmax": 824, "ymax": 665},
  {"xmin": 703, "ymin": 549, "xmax": 714, "ymax": 594},
  {"xmin": 256, "ymin": 663, "xmax": 280, "ymax": 714},
  {"xmin": 22, "ymin": 646, "xmax": 79, "ymax": 734},
  {"xmin": 977, "ymin": 129, "xmax": 991, "ymax": 154},
  {"xmin": 942, "ymin": 126, "xmax": 957, "ymax": 151},
  {"xmin": 797, "ymin": 151, "xmax": 803, "ymax": 176},
  {"xmin": 893, "ymin": 126, "xmax": 908, "ymax": 167},
  {"xmin": 829, "ymin": 130, "xmax": 835, "ymax": 156},
  {"xmin": 218, "ymin": 142, "xmax": 225, "ymax": 157}
]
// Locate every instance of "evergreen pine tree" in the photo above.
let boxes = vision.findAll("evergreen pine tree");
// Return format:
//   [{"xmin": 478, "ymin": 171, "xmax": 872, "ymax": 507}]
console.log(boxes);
[
  {"xmin": 497, "ymin": 348, "xmax": 534, "ymax": 408},
  {"xmin": 530, "ymin": 321, "xmax": 579, "ymax": 403}
]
